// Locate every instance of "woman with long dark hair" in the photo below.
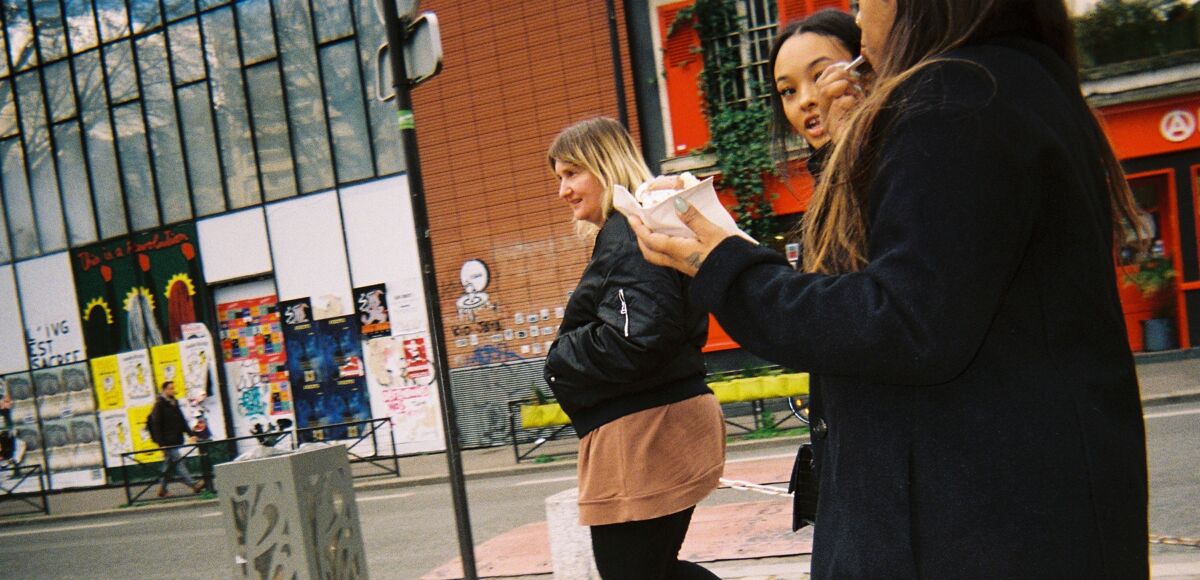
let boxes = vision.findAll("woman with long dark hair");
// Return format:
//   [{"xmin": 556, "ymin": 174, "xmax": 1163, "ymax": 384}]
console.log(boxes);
[
  {"xmin": 630, "ymin": 0, "xmax": 1149, "ymax": 576},
  {"xmin": 766, "ymin": 9, "xmax": 861, "ymax": 176}
]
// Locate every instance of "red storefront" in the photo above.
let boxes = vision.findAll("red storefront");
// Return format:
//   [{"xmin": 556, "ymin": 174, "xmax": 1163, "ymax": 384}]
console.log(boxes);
[{"xmin": 1097, "ymin": 92, "xmax": 1200, "ymax": 352}]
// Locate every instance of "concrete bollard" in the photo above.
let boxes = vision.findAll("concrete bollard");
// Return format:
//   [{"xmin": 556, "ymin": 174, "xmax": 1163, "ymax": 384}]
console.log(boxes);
[
  {"xmin": 545, "ymin": 487, "xmax": 599, "ymax": 579},
  {"xmin": 215, "ymin": 444, "xmax": 368, "ymax": 579}
]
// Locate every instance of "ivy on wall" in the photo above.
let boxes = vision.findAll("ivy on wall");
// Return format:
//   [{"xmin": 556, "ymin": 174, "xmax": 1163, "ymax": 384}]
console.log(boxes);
[{"xmin": 671, "ymin": 0, "xmax": 777, "ymax": 241}]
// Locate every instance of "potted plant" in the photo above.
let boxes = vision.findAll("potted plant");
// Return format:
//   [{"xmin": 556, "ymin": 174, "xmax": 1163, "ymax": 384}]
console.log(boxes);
[{"xmin": 1125, "ymin": 253, "xmax": 1177, "ymax": 351}]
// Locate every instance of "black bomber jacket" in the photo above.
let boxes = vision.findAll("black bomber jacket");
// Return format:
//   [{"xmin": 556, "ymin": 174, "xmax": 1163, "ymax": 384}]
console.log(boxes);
[{"xmin": 543, "ymin": 212, "xmax": 710, "ymax": 437}]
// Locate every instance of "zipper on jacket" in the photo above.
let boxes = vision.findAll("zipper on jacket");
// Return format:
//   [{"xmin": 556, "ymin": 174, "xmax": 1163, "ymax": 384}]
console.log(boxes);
[{"xmin": 618, "ymin": 288, "xmax": 629, "ymax": 337}]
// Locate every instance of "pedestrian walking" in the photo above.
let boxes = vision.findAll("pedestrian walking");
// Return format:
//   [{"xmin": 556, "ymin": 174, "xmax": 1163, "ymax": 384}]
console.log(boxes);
[
  {"xmin": 629, "ymin": 0, "xmax": 1150, "ymax": 577},
  {"xmin": 544, "ymin": 117, "xmax": 725, "ymax": 579},
  {"xmin": 147, "ymin": 381, "xmax": 205, "ymax": 497}
]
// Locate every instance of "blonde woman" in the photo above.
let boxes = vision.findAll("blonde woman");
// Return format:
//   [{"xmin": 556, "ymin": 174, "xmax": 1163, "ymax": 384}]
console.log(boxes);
[
  {"xmin": 630, "ymin": 0, "xmax": 1148, "ymax": 577},
  {"xmin": 544, "ymin": 117, "xmax": 724, "ymax": 579}
]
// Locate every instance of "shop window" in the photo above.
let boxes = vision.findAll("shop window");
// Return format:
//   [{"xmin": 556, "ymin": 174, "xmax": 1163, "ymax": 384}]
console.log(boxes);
[
  {"xmin": 320, "ymin": 41, "xmax": 374, "ymax": 183},
  {"xmin": 178, "ymin": 83, "xmax": 225, "ymax": 217},
  {"xmin": 53, "ymin": 122, "xmax": 99, "ymax": 246},
  {"xmin": 246, "ymin": 62, "xmax": 298, "ymax": 201},
  {"xmin": 16, "ymin": 71, "xmax": 66, "ymax": 253},
  {"xmin": 76, "ymin": 50, "xmax": 128, "ymax": 240},
  {"xmin": 277, "ymin": 0, "xmax": 334, "ymax": 194},
  {"xmin": 0, "ymin": 137, "xmax": 38, "ymax": 258},
  {"xmin": 64, "ymin": 0, "xmax": 99, "ymax": 54},
  {"xmin": 168, "ymin": 19, "xmax": 206, "ymax": 86},
  {"xmin": 1118, "ymin": 174, "xmax": 1168, "ymax": 266},
  {"xmin": 129, "ymin": 0, "xmax": 163, "ymax": 35},
  {"xmin": 113, "ymin": 102, "xmax": 161, "ymax": 231},
  {"xmin": 6, "ymin": 0, "xmax": 38, "ymax": 72},
  {"xmin": 94, "ymin": 0, "xmax": 131, "ymax": 43},
  {"xmin": 203, "ymin": 7, "xmax": 262, "ymax": 208},
  {"xmin": 32, "ymin": 0, "xmax": 68, "ymax": 62},
  {"xmin": 44, "ymin": 61, "xmax": 76, "ymax": 122},
  {"xmin": 136, "ymin": 33, "xmax": 192, "ymax": 224},
  {"xmin": 237, "ymin": 0, "xmax": 278, "ymax": 66},
  {"xmin": 164, "ymin": 0, "xmax": 198, "ymax": 23},
  {"xmin": 0, "ymin": 80, "xmax": 14, "ymax": 137}
]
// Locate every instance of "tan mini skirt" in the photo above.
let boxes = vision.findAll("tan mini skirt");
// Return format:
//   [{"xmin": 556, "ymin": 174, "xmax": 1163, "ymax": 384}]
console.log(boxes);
[{"xmin": 576, "ymin": 393, "xmax": 726, "ymax": 526}]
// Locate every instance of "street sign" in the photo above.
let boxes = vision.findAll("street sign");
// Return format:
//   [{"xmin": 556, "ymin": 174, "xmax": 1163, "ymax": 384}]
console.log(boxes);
[
  {"xmin": 375, "ymin": 12, "xmax": 444, "ymax": 101},
  {"xmin": 373, "ymin": 0, "xmax": 419, "ymax": 25}
]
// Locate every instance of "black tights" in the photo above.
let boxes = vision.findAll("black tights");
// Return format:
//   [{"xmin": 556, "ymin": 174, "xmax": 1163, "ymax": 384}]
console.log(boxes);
[{"xmin": 590, "ymin": 506, "xmax": 720, "ymax": 580}]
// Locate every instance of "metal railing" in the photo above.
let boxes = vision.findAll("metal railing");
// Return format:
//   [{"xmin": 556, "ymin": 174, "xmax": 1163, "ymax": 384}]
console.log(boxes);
[
  {"xmin": 0, "ymin": 463, "xmax": 49, "ymax": 516},
  {"xmin": 119, "ymin": 417, "xmax": 399, "ymax": 506}
]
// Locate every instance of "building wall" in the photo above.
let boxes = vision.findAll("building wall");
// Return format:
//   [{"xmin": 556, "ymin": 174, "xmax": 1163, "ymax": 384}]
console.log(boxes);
[{"xmin": 412, "ymin": 0, "xmax": 640, "ymax": 370}]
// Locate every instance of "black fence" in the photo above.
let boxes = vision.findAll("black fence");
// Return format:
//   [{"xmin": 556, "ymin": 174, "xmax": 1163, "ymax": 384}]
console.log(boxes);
[
  {"xmin": 119, "ymin": 417, "xmax": 399, "ymax": 506},
  {"xmin": 0, "ymin": 464, "xmax": 49, "ymax": 516}
]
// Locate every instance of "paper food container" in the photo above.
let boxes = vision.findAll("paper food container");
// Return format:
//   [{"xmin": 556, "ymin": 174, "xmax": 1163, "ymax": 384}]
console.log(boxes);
[{"xmin": 613, "ymin": 176, "xmax": 756, "ymax": 243}]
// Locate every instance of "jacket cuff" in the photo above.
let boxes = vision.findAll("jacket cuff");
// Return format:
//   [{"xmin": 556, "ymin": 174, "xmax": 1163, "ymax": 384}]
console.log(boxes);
[{"xmin": 690, "ymin": 236, "xmax": 783, "ymax": 311}]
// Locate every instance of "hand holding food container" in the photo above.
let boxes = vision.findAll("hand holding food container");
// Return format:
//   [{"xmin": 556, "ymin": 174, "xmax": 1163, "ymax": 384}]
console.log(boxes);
[
  {"xmin": 619, "ymin": 172, "xmax": 755, "ymax": 276},
  {"xmin": 613, "ymin": 172, "xmax": 755, "ymax": 242}
]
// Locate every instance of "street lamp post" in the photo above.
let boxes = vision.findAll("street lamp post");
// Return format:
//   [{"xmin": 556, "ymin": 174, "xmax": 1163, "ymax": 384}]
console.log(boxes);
[{"xmin": 378, "ymin": 2, "xmax": 478, "ymax": 578}]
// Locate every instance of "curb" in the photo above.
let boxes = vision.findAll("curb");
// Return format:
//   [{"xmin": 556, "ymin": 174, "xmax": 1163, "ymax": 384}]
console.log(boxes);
[{"xmin": 1141, "ymin": 390, "xmax": 1200, "ymax": 408}]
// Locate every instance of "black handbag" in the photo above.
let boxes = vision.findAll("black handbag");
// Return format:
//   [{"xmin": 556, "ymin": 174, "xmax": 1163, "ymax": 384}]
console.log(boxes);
[{"xmin": 788, "ymin": 442, "xmax": 819, "ymax": 531}]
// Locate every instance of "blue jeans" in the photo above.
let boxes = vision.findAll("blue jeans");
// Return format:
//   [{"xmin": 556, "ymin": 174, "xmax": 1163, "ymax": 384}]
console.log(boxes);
[{"xmin": 160, "ymin": 446, "xmax": 196, "ymax": 489}]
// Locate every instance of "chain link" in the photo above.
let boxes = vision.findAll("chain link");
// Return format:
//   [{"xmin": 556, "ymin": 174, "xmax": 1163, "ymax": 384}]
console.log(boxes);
[
  {"xmin": 722, "ymin": 480, "xmax": 1200, "ymax": 550},
  {"xmin": 1150, "ymin": 534, "xmax": 1200, "ymax": 548}
]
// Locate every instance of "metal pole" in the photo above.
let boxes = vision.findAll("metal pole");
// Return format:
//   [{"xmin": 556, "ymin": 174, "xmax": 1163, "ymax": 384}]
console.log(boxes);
[
  {"xmin": 605, "ymin": 0, "xmax": 630, "ymax": 127},
  {"xmin": 380, "ymin": 4, "xmax": 479, "ymax": 578}
]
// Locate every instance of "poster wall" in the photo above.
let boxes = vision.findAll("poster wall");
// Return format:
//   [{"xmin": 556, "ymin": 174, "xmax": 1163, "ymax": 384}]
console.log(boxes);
[
  {"xmin": 31, "ymin": 364, "xmax": 104, "ymax": 489},
  {"xmin": 2, "ymin": 372, "xmax": 46, "ymax": 493},
  {"xmin": 72, "ymin": 224, "xmax": 211, "ymax": 358},
  {"xmin": 91, "ymin": 352, "xmax": 162, "ymax": 465},
  {"xmin": 217, "ymin": 295, "xmax": 294, "ymax": 453}
]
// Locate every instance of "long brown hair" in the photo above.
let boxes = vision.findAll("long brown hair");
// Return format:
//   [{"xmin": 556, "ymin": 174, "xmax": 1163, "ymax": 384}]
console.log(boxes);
[{"xmin": 802, "ymin": 0, "xmax": 1143, "ymax": 274}]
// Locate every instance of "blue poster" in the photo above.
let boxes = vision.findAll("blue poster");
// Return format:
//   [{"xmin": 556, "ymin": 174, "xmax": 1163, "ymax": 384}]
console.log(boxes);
[{"xmin": 284, "ymin": 314, "xmax": 370, "ymax": 441}]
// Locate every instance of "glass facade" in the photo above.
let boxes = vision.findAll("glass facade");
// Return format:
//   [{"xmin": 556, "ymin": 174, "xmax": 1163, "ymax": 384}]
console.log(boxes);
[{"xmin": 0, "ymin": 0, "xmax": 403, "ymax": 264}]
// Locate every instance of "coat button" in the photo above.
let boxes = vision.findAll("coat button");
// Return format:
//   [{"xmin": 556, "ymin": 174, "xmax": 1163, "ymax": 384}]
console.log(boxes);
[
  {"xmin": 812, "ymin": 418, "xmax": 828, "ymax": 439},
  {"xmin": 549, "ymin": 376, "xmax": 556, "ymax": 383}
]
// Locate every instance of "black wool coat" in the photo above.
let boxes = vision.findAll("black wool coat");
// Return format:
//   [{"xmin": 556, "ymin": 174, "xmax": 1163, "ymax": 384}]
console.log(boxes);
[{"xmin": 692, "ymin": 41, "xmax": 1149, "ymax": 578}]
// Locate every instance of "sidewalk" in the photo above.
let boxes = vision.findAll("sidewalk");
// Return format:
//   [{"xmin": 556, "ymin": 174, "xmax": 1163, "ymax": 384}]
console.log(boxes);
[{"xmin": 3, "ymin": 352, "xmax": 1200, "ymax": 579}]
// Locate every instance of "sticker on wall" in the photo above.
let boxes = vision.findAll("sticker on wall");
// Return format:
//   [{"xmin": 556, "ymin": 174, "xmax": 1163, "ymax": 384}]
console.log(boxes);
[
  {"xmin": 456, "ymin": 259, "xmax": 491, "ymax": 321},
  {"xmin": 279, "ymin": 297, "xmax": 313, "ymax": 330},
  {"xmin": 354, "ymin": 284, "xmax": 392, "ymax": 338},
  {"xmin": 1160, "ymin": 109, "xmax": 1196, "ymax": 143},
  {"xmin": 389, "ymin": 278, "xmax": 427, "ymax": 334},
  {"xmin": 313, "ymin": 294, "xmax": 345, "ymax": 319}
]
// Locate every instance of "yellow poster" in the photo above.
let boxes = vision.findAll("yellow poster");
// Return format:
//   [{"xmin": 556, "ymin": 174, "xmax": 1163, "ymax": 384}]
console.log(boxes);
[
  {"xmin": 127, "ymin": 404, "xmax": 163, "ymax": 462},
  {"xmin": 90, "ymin": 355, "xmax": 124, "ymax": 410},
  {"xmin": 151, "ymin": 342, "xmax": 183, "ymax": 398}
]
